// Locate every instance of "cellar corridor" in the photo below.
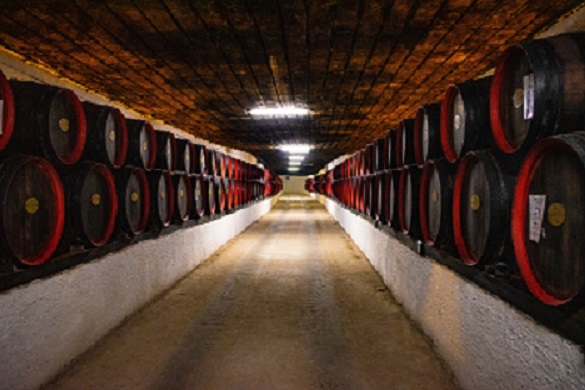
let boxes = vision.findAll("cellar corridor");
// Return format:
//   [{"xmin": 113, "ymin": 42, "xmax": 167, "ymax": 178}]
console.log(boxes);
[{"xmin": 45, "ymin": 196, "xmax": 457, "ymax": 390}]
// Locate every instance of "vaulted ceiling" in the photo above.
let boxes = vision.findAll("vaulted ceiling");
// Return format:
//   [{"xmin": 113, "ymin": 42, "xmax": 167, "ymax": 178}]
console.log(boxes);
[{"xmin": 0, "ymin": 0, "xmax": 580, "ymax": 174}]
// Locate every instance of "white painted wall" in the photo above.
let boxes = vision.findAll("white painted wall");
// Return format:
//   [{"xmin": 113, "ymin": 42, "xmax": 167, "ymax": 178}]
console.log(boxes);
[
  {"xmin": 0, "ymin": 196, "xmax": 278, "ymax": 390},
  {"xmin": 281, "ymin": 175, "xmax": 308, "ymax": 195},
  {"xmin": 317, "ymin": 195, "xmax": 585, "ymax": 390}
]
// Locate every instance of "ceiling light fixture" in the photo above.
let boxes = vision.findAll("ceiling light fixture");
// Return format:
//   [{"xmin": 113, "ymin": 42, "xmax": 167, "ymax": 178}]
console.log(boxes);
[
  {"xmin": 250, "ymin": 106, "xmax": 309, "ymax": 117},
  {"xmin": 280, "ymin": 144, "xmax": 311, "ymax": 154}
]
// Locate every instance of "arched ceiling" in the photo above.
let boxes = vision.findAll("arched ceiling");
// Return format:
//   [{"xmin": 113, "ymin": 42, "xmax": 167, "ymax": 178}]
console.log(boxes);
[{"xmin": 0, "ymin": 0, "xmax": 580, "ymax": 174}]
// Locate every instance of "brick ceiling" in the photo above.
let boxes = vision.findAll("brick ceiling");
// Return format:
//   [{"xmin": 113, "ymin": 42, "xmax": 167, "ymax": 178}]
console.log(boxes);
[{"xmin": 0, "ymin": 0, "xmax": 580, "ymax": 174}]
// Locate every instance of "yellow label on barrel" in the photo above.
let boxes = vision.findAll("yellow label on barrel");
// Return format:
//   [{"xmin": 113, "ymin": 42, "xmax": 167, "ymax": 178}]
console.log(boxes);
[
  {"xmin": 180, "ymin": 189, "xmax": 184, "ymax": 198},
  {"xmin": 513, "ymin": 88, "xmax": 524, "ymax": 109},
  {"xmin": 548, "ymin": 202, "xmax": 566, "ymax": 227},
  {"xmin": 209, "ymin": 189, "xmax": 213, "ymax": 196},
  {"xmin": 59, "ymin": 118, "xmax": 70, "ymax": 132},
  {"xmin": 160, "ymin": 191, "xmax": 165, "ymax": 200},
  {"xmin": 91, "ymin": 193, "xmax": 101, "ymax": 206},
  {"xmin": 143, "ymin": 142, "xmax": 148, "ymax": 151},
  {"xmin": 196, "ymin": 189, "xmax": 201, "ymax": 197},
  {"xmin": 431, "ymin": 190, "xmax": 439, "ymax": 204},
  {"xmin": 130, "ymin": 192, "xmax": 139, "ymax": 202},
  {"xmin": 24, "ymin": 197, "xmax": 39, "ymax": 215},
  {"xmin": 470, "ymin": 194, "xmax": 481, "ymax": 211},
  {"xmin": 108, "ymin": 130, "xmax": 116, "ymax": 142}
]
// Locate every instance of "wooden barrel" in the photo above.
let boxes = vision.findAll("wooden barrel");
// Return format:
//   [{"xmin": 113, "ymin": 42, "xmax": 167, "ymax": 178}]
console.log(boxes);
[
  {"xmin": 193, "ymin": 144, "xmax": 207, "ymax": 174},
  {"xmin": 386, "ymin": 130, "xmax": 397, "ymax": 169},
  {"xmin": 419, "ymin": 159, "xmax": 456, "ymax": 247},
  {"xmin": 155, "ymin": 130, "xmax": 177, "ymax": 171},
  {"xmin": 384, "ymin": 170, "xmax": 400, "ymax": 228},
  {"xmin": 226, "ymin": 179, "xmax": 234, "ymax": 210},
  {"xmin": 414, "ymin": 103, "xmax": 443, "ymax": 165},
  {"xmin": 126, "ymin": 119, "xmax": 157, "ymax": 170},
  {"xmin": 491, "ymin": 33, "xmax": 585, "ymax": 154},
  {"xmin": 512, "ymin": 133, "xmax": 585, "ymax": 305},
  {"xmin": 398, "ymin": 166, "xmax": 422, "ymax": 237},
  {"xmin": 233, "ymin": 158, "xmax": 240, "ymax": 180},
  {"xmin": 0, "ymin": 69, "xmax": 14, "ymax": 151},
  {"xmin": 204, "ymin": 176, "xmax": 216, "ymax": 215},
  {"xmin": 173, "ymin": 172, "xmax": 192, "ymax": 223},
  {"xmin": 175, "ymin": 139, "xmax": 194, "ymax": 173},
  {"xmin": 398, "ymin": 119, "xmax": 416, "ymax": 167},
  {"xmin": 10, "ymin": 81, "xmax": 86, "ymax": 165},
  {"xmin": 441, "ymin": 76, "xmax": 493, "ymax": 162},
  {"xmin": 233, "ymin": 180, "xmax": 241, "ymax": 207},
  {"xmin": 190, "ymin": 174, "xmax": 205, "ymax": 218},
  {"xmin": 215, "ymin": 151, "xmax": 224, "ymax": 178},
  {"xmin": 375, "ymin": 172, "xmax": 386, "ymax": 222},
  {"xmin": 115, "ymin": 167, "xmax": 149, "ymax": 236},
  {"xmin": 363, "ymin": 146, "xmax": 372, "ymax": 176},
  {"xmin": 357, "ymin": 176, "xmax": 365, "ymax": 213},
  {"xmin": 61, "ymin": 162, "xmax": 118, "ymax": 247},
  {"xmin": 148, "ymin": 170, "xmax": 174, "ymax": 230},
  {"xmin": 364, "ymin": 175, "xmax": 372, "ymax": 216},
  {"xmin": 453, "ymin": 150, "xmax": 514, "ymax": 265},
  {"xmin": 82, "ymin": 103, "xmax": 128, "ymax": 169},
  {"xmin": 206, "ymin": 148, "xmax": 217, "ymax": 177},
  {"xmin": 226, "ymin": 156, "xmax": 233, "ymax": 179},
  {"xmin": 375, "ymin": 138, "xmax": 387, "ymax": 172},
  {"xmin": 0, "ymin": 155, "xmax": 64, "ymax": 266}
]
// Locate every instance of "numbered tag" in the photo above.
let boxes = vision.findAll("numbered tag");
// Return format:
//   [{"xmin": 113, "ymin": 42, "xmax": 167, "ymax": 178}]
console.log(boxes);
[
  {"xmin": 529, "ymin": 194, "xmax": 546, "ymax": 243},
  {"xmin": 523, "ymin": 74, "xmax": 535, "ymax": 120}
]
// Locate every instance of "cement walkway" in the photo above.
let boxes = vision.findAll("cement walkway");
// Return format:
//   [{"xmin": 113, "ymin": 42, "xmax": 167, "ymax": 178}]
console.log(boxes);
[{"xmin": 46, "ymin": 196, "xmax": 458, "ymax": 390}]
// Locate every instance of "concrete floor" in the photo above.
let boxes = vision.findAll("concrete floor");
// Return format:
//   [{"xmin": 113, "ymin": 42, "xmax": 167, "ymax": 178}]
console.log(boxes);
[{"xmin": 46, "ymin": 196, "xmax": 459, "ymax": 390}]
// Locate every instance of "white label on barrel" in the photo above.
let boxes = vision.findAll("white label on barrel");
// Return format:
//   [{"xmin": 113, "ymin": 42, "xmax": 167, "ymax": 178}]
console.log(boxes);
[
  {"xmin": 529, "ymin": 194, "xmax": 546, "ymax": 243},
  {"xmin": 0, "ymin": 100, "xmax": 4, "ymax": 135},
  {"xmin": 523, "ymin": 74, "xmax": 535, "ymax": 120}
]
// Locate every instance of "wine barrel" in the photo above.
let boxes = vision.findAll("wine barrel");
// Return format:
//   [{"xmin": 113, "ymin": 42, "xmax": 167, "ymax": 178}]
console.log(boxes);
[
  {"xmin": 216, "ymin": 151, "xmax": 226, "ymax": 178},
  {"xmin": 233, "ymin": 180, "xmax": 241, "ymax": 207},
  {"xmin": 357, "ymin": 176, "xmax": 365, "ymax": 213},
  {"xmin": 60, "ymin": 162, "xmax": 117, "ymax": 247},
  {"xmin": 419, "ymin": 159, "xmax": 456, "ymax": 247},
  {"xmin": 386, "ymin": 130, "xmax": 397, "ymax": 169},
  {"xmin": 193, "ymin": 144, "xmax": 207, "ymax": 174},
  {"xmin": 414, "ymin": 103, "xmax": 443, "ymax": 165},
  {"xmin": 0, "ymin": 69, "xmax": 14, "ymax": 151},
  {"xmin": 491, "ymin": 33, "xmax": 585, "ymax": 154},
  {"xmin": 441, "ymin": 76, "xmax": 493, "ymax": 162},
  {"xmin": 155, "ymin": 130, "xmax": 177, "ymax": 171},
  {"xmin": 363, "ymin": 146, "xmax": 372, "ymax": 176},
  {"xmin": 10, "ymin": 81, "xmax": 86, "ymax": 165},
  {"xmin": 115, "ymin": 167, "xmax": 150, "ymax": 236},
  {"xmin": 148, "ymin": 170, "xmax": 174, "ymax": 230},
  {"xmin": 0, "ymin": 155, "xmax": 64, "ymax": 266},
  {"xmin": 453, "ymin": 150, "xmax": 514, "ymax": 265},
  {"xmin": 126, "ymin": 119, "xmax": 157, "ymax": 170},
  {"xmin": 82, "ymin": 103, "xmax": 128, "ymax": 168},
  {"xmin": 190, "ymin": 174, "xmax": 205, "ymax": 218},
  {"xmin": 364, "ymin": 175, "xmax": 372, "ymax": 216},
  {"xmin": 206, "ymin": 148, "xmax": 217, "ymax": 177},
  {"xmin": 375, "ymin": 172, "xmax": 386, "ymax": 222},
  {"xmin": 226, "ymin": 179, "xmax": 234, "ymax": 210},
  {"xmin": 375, "ymin": 138, "xmax": 387, "ymax": 172},
  {"xmin": 226, "ymin": 155, "xmax": 233, "ymax": 179},
  {"xmin": 204, "ymin": 176, "xmax": 216, "ymax": 215},
  {"xmin": 512, "ymin": 132, "xmax": 585, "ymax": 305},
  {"xmin": 398, "ymin": 166, "xmax": 422, "ymax": 237},
  {"xmin": 175, "ymin": 139, "xmax": 194, "ymax": 173},
  {"xmin": 173, "ymin": 172, "xmax": 192, "ymax": 223},
  {"xmin": 384, "ymin": 170, "xmax": 400, "ymax": 228},
  {"xmin": 398, "ymin": 119, "xmax": 416, "ymax": 167},
  {"xmin": 233, "ymin": 158, "xmax": 240, "ymax": 180}
]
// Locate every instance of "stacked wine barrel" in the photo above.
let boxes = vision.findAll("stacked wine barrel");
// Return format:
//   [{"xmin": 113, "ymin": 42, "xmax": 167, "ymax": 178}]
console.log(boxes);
[
  {"xmin": 309, "ymin": 33, "xmax": 585, "ymax": 306},
  {"xmin": 0, "ymin": 71, "xmax": 281, "ymax": 271}
]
